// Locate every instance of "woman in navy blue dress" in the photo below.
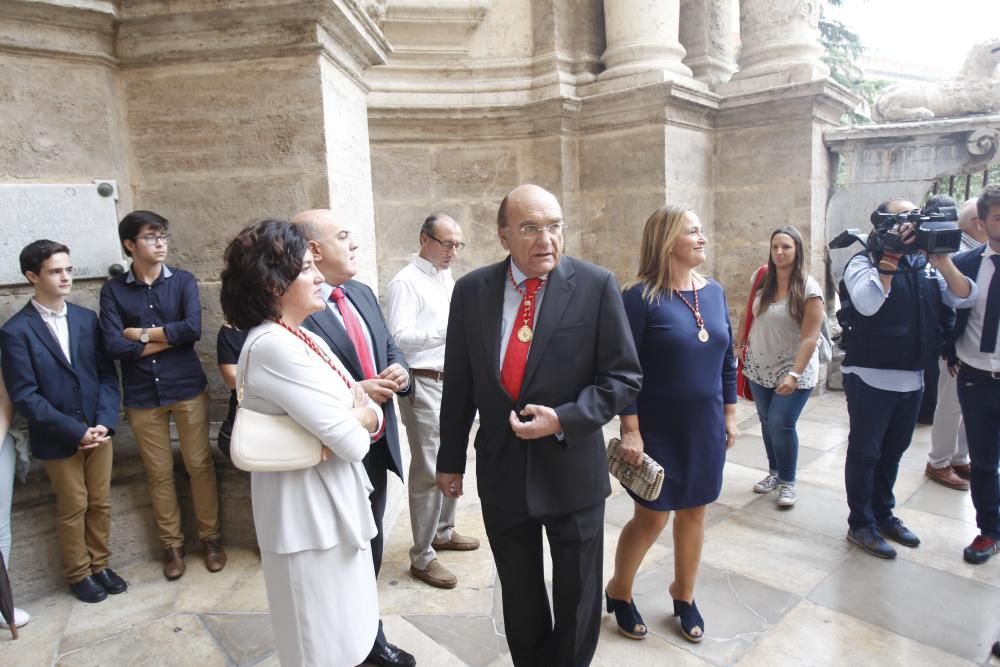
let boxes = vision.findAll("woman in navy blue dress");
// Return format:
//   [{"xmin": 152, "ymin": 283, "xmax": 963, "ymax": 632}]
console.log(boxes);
[{"xmin": 605, "ymin": 206, "xmax": 738, "ymax": 644}]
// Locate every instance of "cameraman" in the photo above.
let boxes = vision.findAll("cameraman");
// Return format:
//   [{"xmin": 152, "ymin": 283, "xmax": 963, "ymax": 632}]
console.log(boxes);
[{"xmin": 841, "ymin": 198, "xmax": 976, "ymax": 560}]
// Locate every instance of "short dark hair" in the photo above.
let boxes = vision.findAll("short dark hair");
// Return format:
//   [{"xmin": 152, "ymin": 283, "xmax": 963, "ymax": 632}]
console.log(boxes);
[
  {"xmin": 20, "ymin": 239, "xmax": 70, "ymax": 277},
  {"xmin": 421, "ymin": 211, "xmax": 453, "ymax": 237},
  {"xmin": 977, "ymin": 184, "xmax": 1000, "ymax": 222},
  {"xmin": 220, "ymin": 220, "xmax": 308, "ymax": 331},
  {"xmin": 119, "ymin": 210, "xmax": 168, "ymax": 257},
  {"xmin": 924, "ymin": 194, "xmax": 956, "ymax": 215}
]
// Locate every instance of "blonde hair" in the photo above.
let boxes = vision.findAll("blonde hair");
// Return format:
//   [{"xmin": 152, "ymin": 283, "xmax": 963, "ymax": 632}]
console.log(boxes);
[{"xmin": 625, "ymin": 205, "xmax": 703, "ymax": 302}]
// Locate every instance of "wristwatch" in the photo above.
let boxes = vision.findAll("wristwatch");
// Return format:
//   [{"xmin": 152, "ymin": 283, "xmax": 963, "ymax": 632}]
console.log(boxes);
[
  {"xmin": 787, "ymin": 370, "xmax": 802, "ymax": 380},
  {"xmin": 139, "ymin": 328, "xmax": 150, "ymax": 343}
]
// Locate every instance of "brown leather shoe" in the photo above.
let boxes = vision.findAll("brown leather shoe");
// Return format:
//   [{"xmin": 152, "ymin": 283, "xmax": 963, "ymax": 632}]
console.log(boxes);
[
  {"xmin": 432, "ymin": 531, "xmax": 480, "ymax": 551},
  {"xmin": 924, "ymin": 463, "xmax": 969, "ymax": 491},
  {"xmin": 410, "ymin": 559, "xmax": 457, "ymax": 589},
  {"xmin": 164, "ymin": 546, "xmax": 186, "ymax": 580},
  {"xmin": 203, "ymin": 540, "xmax": 227, "ymax": 573},
  {"xmin": 952, "ymin": 463, "xmax": 971, "ymax": 480}
]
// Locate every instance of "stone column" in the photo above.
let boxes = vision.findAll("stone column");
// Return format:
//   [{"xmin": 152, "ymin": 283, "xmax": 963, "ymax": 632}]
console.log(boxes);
[
  {"xmin": 731, "ymin": 0, "xmax": 829, "ymax": 87},
  {"xmin": 600, "ymin": 0, "xmax": 693, "ymax": 82},
  {"xmin": 679, "ymin": 0, "xmax": 737, "ymax": 86}
]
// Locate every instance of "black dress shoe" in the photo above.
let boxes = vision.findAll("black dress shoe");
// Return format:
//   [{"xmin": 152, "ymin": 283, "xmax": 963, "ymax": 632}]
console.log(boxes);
[
  {"xmin": 94, "ymin": 568, "xmax": 128, "ymax": 594},
  {"xmin": 70, "ymin": 575, "xmax": 108, "ymax": 603},
  {"xmin": 366, "ymin": 641, "xmax": 416, "ymax": 667}
]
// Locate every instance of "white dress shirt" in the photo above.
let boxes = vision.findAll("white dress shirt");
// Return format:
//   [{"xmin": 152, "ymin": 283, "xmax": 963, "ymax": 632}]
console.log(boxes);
[
  {"xmin": 384, "ymin": 255, "xmax": 454, "ymax": 371},
  {"xmin": 956, "ymin": 244, "xmax": 1000, "ymax": 373},
  {"xmin": 31, "ymin": 298, "xmax": 71, "ymax": 365}
]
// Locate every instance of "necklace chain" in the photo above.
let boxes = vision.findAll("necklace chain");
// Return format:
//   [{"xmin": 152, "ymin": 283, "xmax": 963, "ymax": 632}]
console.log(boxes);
[
  {"xmin": 673, "ymin": 279, "xmax": 705, "ymax": 329},
  {"xmin": 272, "ymin": 319, "xmax": 354, "ymax": 390}
]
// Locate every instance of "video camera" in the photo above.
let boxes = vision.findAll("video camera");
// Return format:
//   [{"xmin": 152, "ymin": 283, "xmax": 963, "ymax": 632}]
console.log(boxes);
[{"xmin": 829, "ymin": 202, "xmax": 962, "ymax": 261}]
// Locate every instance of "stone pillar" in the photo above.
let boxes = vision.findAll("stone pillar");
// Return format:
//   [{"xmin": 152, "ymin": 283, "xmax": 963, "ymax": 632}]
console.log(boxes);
[
  {"xmin": 730, "ymin": 0, "xmax": 829, "ymax": 88},
  {"xmin": 600, "ymin": 0, "xmax": 693, "ymax": 82},
  {"xmin": 679, "ymin": 0, "xmax": 737, "ymax": 86}
]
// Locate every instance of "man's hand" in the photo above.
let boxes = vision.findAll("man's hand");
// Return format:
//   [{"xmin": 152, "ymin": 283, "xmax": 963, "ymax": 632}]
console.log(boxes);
[
  {"xmin": 79, "ymin": 427, "xmax": 111, "ymax": 450},
  {"xmin": 123, "ymin": 327, "xmax": 142, "ymax": 342},
  {"xmin": 508, "ymin": 405, "xmax": 562, "ymax": 439},
  {"xmin": 437, "ymin": 473, "xmax": 464, "ymax": 498},
  {"xmin": 378, "ymin": 363, "xmax": 409, "ymax": 392},
  {"xmin": 359, "ymin": 378, "xmax": 399, "ymax": 404}
]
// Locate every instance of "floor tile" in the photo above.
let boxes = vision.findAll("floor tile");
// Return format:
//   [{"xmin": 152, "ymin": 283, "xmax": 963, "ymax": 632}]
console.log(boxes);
[
  {"xmin": 902, "ymin": 475, "xmax": 978, "ymax": 523},
  {"xmin": 630, "ymin": 560, "xmax": 801, "ymax": 665},
  {"xmin": 703, "ymin": 511, "xmax": 854, "ymax": 596},
  {"xmin": 740, "ymin": 480, "xmax": 851, "ymax": 542},
  {"xmin": 808, "ymin": 551, "xmax": 1000, "ymax": 662},
  {"xmin": 57, "ymin": 613, "xmax": 226, "ymax": 667},
  {"xmin": 200, "ymin": 613, "xmax": 275, "ymax": 665},
  {"xmin": 738, "ymin": 599, "xmax": 976, "ymax": 667},
  {"xmin": 725, "ymin": 435, "xmax": 826, "ymax": 472},
  {"xmin": 403, "ymin": 615, "xmax": 506, "ymax": 667}
]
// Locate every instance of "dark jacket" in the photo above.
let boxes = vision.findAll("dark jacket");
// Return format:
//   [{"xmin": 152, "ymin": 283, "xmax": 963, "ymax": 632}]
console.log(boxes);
[
  {"xmin": 944, "ymin": 243, "xmax": 988, "ymax": 364},
  {"xmin": 1, "ymin": 301, "xmax": 120, "ymax": 460},
  {"xmin": 437, "ymin": 256, "xmax": 642, "ymax": 516}
]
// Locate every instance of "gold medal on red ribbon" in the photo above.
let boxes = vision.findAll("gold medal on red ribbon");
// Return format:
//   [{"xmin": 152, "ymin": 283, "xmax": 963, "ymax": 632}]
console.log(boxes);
[
  {"xmin": 517, "ymin": 325, "xmax": 533, "ymax": 343},
  {"xmin": 698, "ymin": 327, "xmax": 710, "ymax": 343}
]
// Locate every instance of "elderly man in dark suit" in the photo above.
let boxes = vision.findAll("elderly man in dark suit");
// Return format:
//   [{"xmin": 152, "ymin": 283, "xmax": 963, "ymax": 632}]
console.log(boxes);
[
  {"xmin": 437, "ymin": 184, "xmax": 642, "ymax": 666},
  {"xmin": 1, "ymin": 240, "xmax": 125, "ymax": 604},
  {"xmin": 290, "ymin": 209, "xmax": 415, "ymax": 667}
]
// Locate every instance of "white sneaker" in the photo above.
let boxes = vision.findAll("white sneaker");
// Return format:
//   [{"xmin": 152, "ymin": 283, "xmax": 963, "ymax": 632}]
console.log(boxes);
[
  {"xmin": 776, "ymin": 483, "xmax": 797, "ymax": 508},
  {"xmin": 753, "ymin": 472, "xmax": 779, "ymax": 494},
  {"xmin": 0, "ymin": 607, "xmax": 30, "ymax": 629}
]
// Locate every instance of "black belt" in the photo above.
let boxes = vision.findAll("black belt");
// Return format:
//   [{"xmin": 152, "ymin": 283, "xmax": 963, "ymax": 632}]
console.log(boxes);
[
  {"xmin": 412, "ymin": 368, "xmax": 445, "ymax": 382},
  {"xmin": 959, "ymin": 363, "xmax": 1000, "ymax": 381}
]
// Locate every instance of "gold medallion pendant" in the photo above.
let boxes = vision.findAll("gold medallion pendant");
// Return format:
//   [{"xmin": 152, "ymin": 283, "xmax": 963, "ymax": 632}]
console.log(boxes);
[
  {"xmin": 697, "ymin": 328, "xmax": 710, "ymax": 343},
  {"xmin": 517, "ymin": 325, "xmax": 534, "ymax": 343}
]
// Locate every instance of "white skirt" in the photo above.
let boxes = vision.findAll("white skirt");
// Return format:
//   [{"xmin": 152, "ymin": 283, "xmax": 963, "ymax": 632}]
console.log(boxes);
[{"xmin": 261, "ymin": 544, "xmax": 378, "ymax": 666}]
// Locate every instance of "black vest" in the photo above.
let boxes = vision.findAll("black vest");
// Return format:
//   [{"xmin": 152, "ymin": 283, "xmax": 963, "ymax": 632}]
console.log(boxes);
[{"xmin": 839, "ymin": 254, "xmax": 943, "ymax": 371}]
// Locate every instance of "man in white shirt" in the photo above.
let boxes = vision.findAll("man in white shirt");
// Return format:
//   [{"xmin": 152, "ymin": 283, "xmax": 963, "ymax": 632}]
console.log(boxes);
[
  {"xmin": 386, "ymin": 212, "xmax": 480, "ymax": 588},
  {"xmin": 927, "ymin": 198, "xmax": 987, "ymax": 490}
]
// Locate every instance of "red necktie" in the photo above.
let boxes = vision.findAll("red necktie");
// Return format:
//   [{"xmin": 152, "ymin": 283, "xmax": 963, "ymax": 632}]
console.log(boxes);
[
  {"xmin": 331, "ymin": 287, "xmax": 377, "ymax": 380},
  {"xmin": 331, "ymin": 287, "xmax": 385, "ymax": 440},
  {"xmin": 500, "ymin": 277, "xmax": 543, "ymax": 401}
]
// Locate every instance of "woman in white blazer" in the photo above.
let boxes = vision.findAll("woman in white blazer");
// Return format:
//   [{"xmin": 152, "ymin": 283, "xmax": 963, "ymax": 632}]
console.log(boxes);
[{"xmin": 220, "ymin": 220, "xmax": 383, "ymax": 666}]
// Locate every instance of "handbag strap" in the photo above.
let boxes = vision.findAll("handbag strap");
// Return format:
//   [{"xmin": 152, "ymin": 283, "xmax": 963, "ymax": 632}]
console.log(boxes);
[{"xmin": 742, "ymin": 264, "xmax": 768, "ymax": 350}]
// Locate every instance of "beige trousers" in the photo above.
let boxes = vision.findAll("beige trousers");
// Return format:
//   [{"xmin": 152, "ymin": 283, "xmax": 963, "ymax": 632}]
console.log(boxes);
[
  {"xmin": 42, "ymin": 442, "xmax": 113, "ymax": 583},
  {"xmin": 127, "ymin": 391, "xmax": 219, "ymax": 547},
  {"xmin": 399, "ymin": 375, "xmax": 457, "ymax": 569}
]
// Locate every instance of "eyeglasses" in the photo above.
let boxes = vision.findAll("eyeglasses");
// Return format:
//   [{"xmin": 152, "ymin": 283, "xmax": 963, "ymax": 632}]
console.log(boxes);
[
  {"xmin": 514, "ymin": 222, "xmax": 566, "ymax": 237},
  {"xmin": 425, "ymin": 232, "xmax": 466, "ymax": 252},
  {"xmin": 137, "ymin": 234, "xmax": 171, "ymax": 246}
]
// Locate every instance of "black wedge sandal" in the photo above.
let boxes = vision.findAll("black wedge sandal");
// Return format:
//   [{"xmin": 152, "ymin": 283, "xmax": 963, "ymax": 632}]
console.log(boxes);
[
  {"xmin": 605, "ymin": 591, "xmax": 648, "ymax": 640},
  {"xmin": 672, "ymin": 598, "xmax": 704, "ymax": 643}
]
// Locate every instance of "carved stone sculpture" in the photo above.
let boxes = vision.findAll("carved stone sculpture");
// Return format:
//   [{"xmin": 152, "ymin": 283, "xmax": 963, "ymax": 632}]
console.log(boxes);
[{"xmin": 873, "ymin": 38, "xmax": 1000, "ymax": 122}]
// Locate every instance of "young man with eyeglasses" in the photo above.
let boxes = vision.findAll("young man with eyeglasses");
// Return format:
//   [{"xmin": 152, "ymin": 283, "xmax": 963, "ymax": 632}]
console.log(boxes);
[
  {"xmin": 385, "ymin": 212, "xmax": 480, "ymax": 591},
  {"xmin": 99, "ymin": 210, "xmax": 225, "ymax": 581}
]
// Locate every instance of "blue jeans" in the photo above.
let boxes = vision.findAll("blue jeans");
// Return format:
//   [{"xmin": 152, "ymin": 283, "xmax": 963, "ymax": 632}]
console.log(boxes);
[
  {"xmin": 843, "ymin": 373, "xmax": 922, "ymax": 531},
  {"xmin": 748, "ymin": 380, "xmax": 812, "ymax": 482},
  {"xmin": 956, "ymin": 369, "xmax": 1000, "ymax": 540}
]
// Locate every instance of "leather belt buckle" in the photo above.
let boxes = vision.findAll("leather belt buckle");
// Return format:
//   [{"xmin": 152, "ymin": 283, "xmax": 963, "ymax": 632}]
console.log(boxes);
[{"xmin": 412, "ymin": 368, "xmax": 444, "ymax": 382}]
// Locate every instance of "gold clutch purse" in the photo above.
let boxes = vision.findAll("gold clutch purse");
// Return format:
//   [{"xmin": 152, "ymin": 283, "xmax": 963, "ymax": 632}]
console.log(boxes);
[{"xmin": 607, "ymin": 437, "xmax": 665, "ymax": 502}]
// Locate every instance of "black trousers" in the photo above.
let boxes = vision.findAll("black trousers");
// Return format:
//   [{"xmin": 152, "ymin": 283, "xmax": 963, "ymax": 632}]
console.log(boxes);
[
  {"xmin": 482, "ymin": 501, "xmax": 605, "ymax": 667},
  {"xmin": 364, "ymin": 438, "xmax": 392, "ymax": 650}
]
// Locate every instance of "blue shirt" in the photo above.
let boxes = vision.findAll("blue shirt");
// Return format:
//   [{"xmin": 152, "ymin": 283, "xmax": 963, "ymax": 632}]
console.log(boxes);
[{"xmin": 99, "ymin": 265, "xmax": 207, "ymax": 408}]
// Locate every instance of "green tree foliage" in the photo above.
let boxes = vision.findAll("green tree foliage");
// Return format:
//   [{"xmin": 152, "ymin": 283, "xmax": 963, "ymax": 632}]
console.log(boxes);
[{"xmin": 819, "ymin": 0, "xmax": 888, "ymax": 124}]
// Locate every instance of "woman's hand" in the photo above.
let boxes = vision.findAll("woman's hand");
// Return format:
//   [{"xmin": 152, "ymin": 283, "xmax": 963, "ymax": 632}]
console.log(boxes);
[
  {"xmin": 351, "ymin": 383, "xmax": 368, "ymax": 409},
  {"xmin": 724, "ymin": 414, "xmax": 738, "ymax": 449},
  {"xmin": 775, "ymin": 374, "xmax": 798, "ymax": 395},
  {"xmin": 620, "ymin": 429, "xmax": 645, "ymax": 466}
]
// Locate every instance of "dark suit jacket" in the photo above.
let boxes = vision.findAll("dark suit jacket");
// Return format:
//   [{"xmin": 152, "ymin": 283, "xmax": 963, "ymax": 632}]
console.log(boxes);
[
  {"xmin": 438, "ymin": 256, "xmax": 642, "ymax": 517},
  {"xmin": 944, "ymin": 243, "xmax": 987, "ymax": 363},
  {"xmin": 0, "ymin": 301, "xmax": 121, "ymax": 460},
  {"xmin": 302, "ymin": 279, "xmax": 411, "ymax": 478}
]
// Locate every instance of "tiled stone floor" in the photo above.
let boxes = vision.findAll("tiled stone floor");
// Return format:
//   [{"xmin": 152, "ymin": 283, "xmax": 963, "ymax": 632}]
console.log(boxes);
[{"xmin": 4, "ymin": 391, "xmax": 1000, "ymax": 666}]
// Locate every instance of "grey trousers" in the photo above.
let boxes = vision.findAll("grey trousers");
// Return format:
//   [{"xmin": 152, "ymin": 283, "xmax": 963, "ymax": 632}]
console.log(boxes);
[
  {"xmin": 929, "ymin": 357, "xmax": 970, "ymax": 468},
  {"xmin": 399, "ymin": 374, "xmax": 457, "ymax": 569}
]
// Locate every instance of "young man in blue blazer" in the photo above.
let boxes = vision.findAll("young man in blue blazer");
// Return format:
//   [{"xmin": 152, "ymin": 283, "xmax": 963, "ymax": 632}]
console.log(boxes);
[{"xmin": 0, "ymin": 240, "xmax": 125, "ymax": 603}]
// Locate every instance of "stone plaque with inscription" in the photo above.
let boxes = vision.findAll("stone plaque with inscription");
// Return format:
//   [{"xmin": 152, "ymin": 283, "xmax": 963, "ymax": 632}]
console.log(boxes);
[{"xmin": 0, "ymin": 181, "xmax": 124, "ymax": 286}]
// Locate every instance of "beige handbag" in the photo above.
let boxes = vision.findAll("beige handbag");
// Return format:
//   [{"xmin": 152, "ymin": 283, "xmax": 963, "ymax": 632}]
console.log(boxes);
[
  {"xmin": 607, "ymin": 437, "xmax": 665, "ymax": 501},
  {"xmin": 230, "ymin": 336, "xmax": 323, "ymax": 472}
]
